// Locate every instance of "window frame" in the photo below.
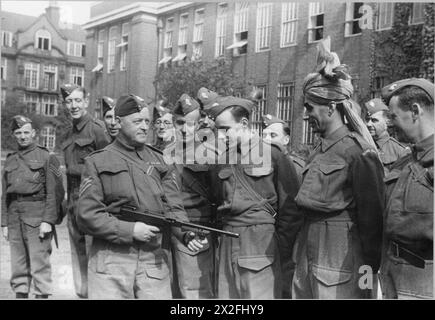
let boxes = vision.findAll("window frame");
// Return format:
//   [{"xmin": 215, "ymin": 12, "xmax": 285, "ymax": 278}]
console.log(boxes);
[
  {"xmin": 307, "ymin": 2, "xmax": 325, "ymax": 43},
  {"xmin": 40, "ymin": 125, "xmax": 56, "ymax": 151},
  {"xmin": 255, "ymin": 2, "xmax": 273, "ymax": 52},
  {"xmin": 231, "ymin": 2, "xmax": 249, "ymax": 56},
  {"xmin": 215, "ymin": 2, "xmax": 228, "ymax": 57},
  {"xmin": 376, "ymin": 2, "xmax": 394, "ymax": 31},
  {"xmin": 251, "ymin": 85, "xmax": 268, "ymax": 135},
  {"xmin": 1, "ymin": 31, "xmax": 13, "ymax": 47},
  {"xmin": 70, "ymin": 67, "xmax": 84, "ymax": 86},
  {"xmin": 344, "ymin": 2, "xmax": 364, "ymax": 37},
  {"xmin": 1, "ymin": 57, "xmax": 7, "ymax": 80},
  {"xmin": 276, "ymin": 82, "xmax": 295, "ymax": 126},
  {"xmin": 107, "ymin": 26, "xmax": 118, "ymax": 73},
  {"xmin": 178, "ymin": 13, "xmax": 189, "ymax": 46},
  {"xmin": 410, "ymin": 2, "xmax": 425, "ymax": 25},
  {"xmin": 43, "ymin": 64, "xmax": 58, "ymax": 91},
  {"xmin": 41, "ymin": 95, "xmax": 58, "ymax": 117},
  {"xmin": 119, "ymin": 22, "xmax": 129, "ymax": 71},
  {"xmin": 280, "ymin": 2, "xmax": 299, "ymax": 48},
  {"xmin": 35, "ymin": 29, "xmax": 51, "ymax": 51},
  {"xmin": 24, "ymin": 62, "xmax": 40, "ymax": 89},
  {"xmin": 193, "ymin": 8, "xmax": 205, "ymax": 43}
]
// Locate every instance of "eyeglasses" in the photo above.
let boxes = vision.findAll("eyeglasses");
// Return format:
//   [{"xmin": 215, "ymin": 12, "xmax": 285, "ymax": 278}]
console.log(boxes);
[{"xmin": 154, "ymin": 120, "xmax": 173, "ymax": 126}]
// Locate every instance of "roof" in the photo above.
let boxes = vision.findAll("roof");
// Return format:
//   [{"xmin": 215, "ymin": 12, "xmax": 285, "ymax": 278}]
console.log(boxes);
[
  {"xmin": 0, "ymin": 11, "xmax": 38, "ymax": 33},
  {"xmin": 1, "ymin": 10, "xmax": 85, "ymax": 42}
]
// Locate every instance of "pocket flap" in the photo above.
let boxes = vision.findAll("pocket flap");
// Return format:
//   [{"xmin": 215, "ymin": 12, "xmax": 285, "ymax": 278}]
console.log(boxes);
[
  {"xmin": 243, "ymin": 166, "xmax": 274, "ymax": 177},
  {"xmin": 28, "ymin": 161, "xmax": 45, "ymax": 170},
  {"xmin": 75, "ymin": 138, "xmax": 94, "ymax": 147},
  {"xmin": 145, "ymin": 264, "xmax": 169, "ymax": 280},
  {"xmin": 4, "ymin": 161, "xmax": 19, "ymax": 172},
  {"xmin": 218, "ymin": 167, "xmax": 232, "ymax": 179},
  {"xmin": 237, "ymin": 255, "xmax": 274, "ymax": 272},
  {"xmin": 96, "ymin": 162, "xmax": 128, "ymax": 174},
  {"xmin": 319, "ymin": 163, "xmax": 346, "ymax": 175},
  {"xmin": 185, "ymin": 164, "xmax": 209, "ymax": 172},
  {"xmin": 312, "ymin": 265, "xmax": 352, "ymax": 287}
]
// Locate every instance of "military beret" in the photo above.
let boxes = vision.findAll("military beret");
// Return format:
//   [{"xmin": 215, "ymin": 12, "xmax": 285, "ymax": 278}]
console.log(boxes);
[
  {"xmin": 11, "ymin": 115, "xmax": 32, "ymax": 132},
  {"xmin": 102, "ymin": 96, "xmax": 116, "ymax": 116},
  {"xmin": 205, "ymin": 96, "xmax": 254, "ymax": 121},
  {"xmin": 364, "ymin": 98, "xmax": 388, "ymax": 115},
  {"xmin": 173, "ymin": 94, "xmax": 200, "ymax": 116},
  {"xmin": 115, "ymin": 94, "xmax": 148, "ymax": 117},
  {"xmin": 153, "ymin": 103, "xmax": 172, "ymax": 122},
  {"xmin": 262, "ymin": 114, "xmax": 286, "ymax": 129},
  {"xmin": 197, "ymin": 87, "xmax": 220, "ymax": 109},
  {"xmin": 381, "ymin": 78, "xmax": 435, "ymax": 105},
  {"xmin": 60, "ymin": 83, "xmax": 81, "ymax": 100}
]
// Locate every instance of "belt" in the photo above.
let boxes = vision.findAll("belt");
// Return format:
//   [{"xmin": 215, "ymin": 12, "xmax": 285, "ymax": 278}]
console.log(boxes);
[
  {"xmin": 390, "ymin": 241, "xmax": 431, "ymax": 269},
  {"xmin": 9, "ymin": 193, "xmax": 45, "ymax": 202}
]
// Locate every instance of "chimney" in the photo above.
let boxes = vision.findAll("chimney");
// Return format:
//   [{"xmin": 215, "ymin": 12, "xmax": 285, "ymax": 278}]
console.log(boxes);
[{"xmin": 46, "ymin": 1, "xmax": 60, "ymax": 27}]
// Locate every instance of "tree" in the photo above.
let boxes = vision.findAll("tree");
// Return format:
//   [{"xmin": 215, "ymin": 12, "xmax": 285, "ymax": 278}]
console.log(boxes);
[
  {"xmin": 153, "ymin": 57, "xmax": 245, "ymax": 107},
  {"xmin": 421, "ymin": 3, "xmax": 435, "ymax": 82}
]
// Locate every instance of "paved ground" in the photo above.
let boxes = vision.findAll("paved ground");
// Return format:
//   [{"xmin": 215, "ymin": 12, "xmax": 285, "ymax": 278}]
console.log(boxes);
[{"xmin": 0, "ymin": 219, "xmax": 78, "ymax": 299}]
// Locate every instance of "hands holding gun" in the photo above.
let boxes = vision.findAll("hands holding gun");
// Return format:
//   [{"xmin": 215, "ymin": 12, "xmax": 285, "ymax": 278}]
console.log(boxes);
[{"xmin": 121, "ymin": 206, "xmax": 239, "ymax": 253}]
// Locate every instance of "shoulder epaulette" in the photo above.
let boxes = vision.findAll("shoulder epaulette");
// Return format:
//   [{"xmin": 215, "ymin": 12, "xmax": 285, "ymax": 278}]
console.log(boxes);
[
  {"xmin": 348, "ymin": 132, "xmax": 374, "ymax": 152},
  {"xmin": 6, "ymin": 151, "xmax": 17, "ymax": 158},
  {"xmin": 86, "ymin": 148, "xmax": 106, "ymax": 159},
  {"xmin": 93, "ymin": 118, "xmax": 106, "ymax": 129},
  {"xmin": 36, "ymin": 144, "xmax": 49, "ymax": 152},
  {"xmin": 389, "ymin": 137, "xmax": 407, "ymax": 148}
]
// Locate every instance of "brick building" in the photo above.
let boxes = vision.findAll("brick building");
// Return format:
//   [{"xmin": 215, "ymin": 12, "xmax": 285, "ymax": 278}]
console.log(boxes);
[
  {"xmin": 83, "ymin": 1, "xmax": 426, "ymax": 149},
  {"xmin": 1, "ymin": 1, "xmax": 86, "ymax": 151}
]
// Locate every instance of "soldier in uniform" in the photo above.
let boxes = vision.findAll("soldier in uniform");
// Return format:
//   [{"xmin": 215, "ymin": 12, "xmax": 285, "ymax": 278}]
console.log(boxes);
[
  {"xmin": 364, "ymin": 98, "xmax": 409, "ymax": 174},
  {"xmin": 205, "ymin": 95, "xmax": 303, "ymax": 299},
  {"xmin": 292, "ymin": 39, "xmax": 385, "ymax": 299},
  {"xmin": 169, "ymin": 93, "xmax": 217, "ymax": 299},
  {"xmin": 101, "ymin": 96, "xmax": 119, "ymax": 142},
  {"xmin": 1, "ymin": 116, "xmax": 63, "ymax": 299},
  {"xmin": 261, "ymin": 114, "xmax": 306, "ymax": 182},
  {"xmin": 380, "ymin": 78, "xmax": 434, "ymax": 299},
  {"xmin": 60, "ymin": 84, "xmax": 110, "ymax": 298},
  {"xmin": 77, "ymin": 94, "xmax": 207, "ymax": 299},
  {"xmin": 153, "ymin": 101, "xmax": 175, "ymax": 151}
]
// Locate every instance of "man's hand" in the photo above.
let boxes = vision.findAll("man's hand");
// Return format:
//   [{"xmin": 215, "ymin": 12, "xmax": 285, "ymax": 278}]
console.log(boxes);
[
  {"xmin": 185, "ymin": 232, "xmax": 209, "ymax": 252},
  {"xmin": 2, "ymin": 227, "xmax": 8, "ymax": 241},
  {"xmin": 133, "ymin": 222, "xmax": 160, "ymax": 242},
  {"xmin": 39, "ymin": 222, "xmax": 52, "ymax": 239}
]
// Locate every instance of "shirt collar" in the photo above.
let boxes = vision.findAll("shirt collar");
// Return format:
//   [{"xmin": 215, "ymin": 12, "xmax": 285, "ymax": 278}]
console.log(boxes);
[
  {"xmin": 375, "ymin": 131, "xmax": 390, "ymax": 148},
  {"xmin": 411, "ymin": 134, "xmax": 434, "ymax": 163},
  {"xmin": 73, "ymin": 113, "xmax": 92, "ymax": 131},
  {"xmin": 18, "ymin": 143, "xmax": 37, "ymax": 155},
  {"xmin": 320, "ymin": 125, "xmax": 350, "ymax": 152},
  {"xmin": 113, "ymin": 136, "xmax": 146, "ymax": 159}
]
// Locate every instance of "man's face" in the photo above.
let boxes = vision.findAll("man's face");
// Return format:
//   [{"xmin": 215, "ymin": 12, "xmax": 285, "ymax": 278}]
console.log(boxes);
[
  {"xmin": 103, "ymin": 109, "xmax": 120, "ymax": 138},
  {"xmin": 65, "ymin": 89, "xmax": 88, "ymax": 120},
  {"xmin": 262, "ymin": 123, "xmax": 290, "ymax": 147},
  {"xmin": 174, "ymin": 109, "xmax": 201, "ymax": 142},
  {"xmin": 366, "ymin": 111, "xmax": 388, "ymax": 139},
  {"xmin": 13, "ymin": 123, "xmax": 35, "ymax": 148},
  {"xmin": 304, "ymin": 99, "xmax": 331, "ymax": 136},
  {"xmin": 214, "ymin": 109, "xmax": 245, "ymax": 145},
  {"xmin": 119, "ymin": 108, "xmax": 150, "ymax": 146},
  {"xmin": 388, "ymin": 96, "xmax": 416, "ymax": 141},
  {"xmin": 154, "ymin": 113, "xmax": 174, "ymax": 141}
]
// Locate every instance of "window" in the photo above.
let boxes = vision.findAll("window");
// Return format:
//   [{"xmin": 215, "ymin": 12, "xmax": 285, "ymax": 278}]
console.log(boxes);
[
  {"xmin": 345, "ymin": 2, "xmax": 363, "ymax": 36},
  {"xmin": 67, "ymin": 41, "xmax": 86, "ymax": 57},
  {"xmin": 277, "ymin": 82, "xmax": 295, "ymax": 125},
  {"xmin": 308, "ymin": 2, "xmax": 324, "ymax": 43},
  {"xmin": 43, "ymin": 64, "xmax": 57, "ymax": 91},
  {"xmin": 302, "ymin": 116, "xmax": 315, "ymax": 145},
  {"xmin": 41, "ymin": 126, "xmax": 56, "ymax": 151},
  {"xmin": 251, "ymin": 85, "xmax": 267, "ymax": 134},
  {"xmin": 281, "ymin": 3, "xmax": 298, "ymax": 47},
  {"xmin": 411, "ymin": 3, "xmax": 424, "ymax": 25},
  {"xmin": 35, "ymin": 29, "xmax": 51, "ymax": 50},
  {"xmin": 256, "ymin": 3, "xmax": 273, "ymax": 52},
  {"xmin": 173, "ymin": 45, "xmax": 187, "ymax": 64},
  {"xmin": 371, "ymin": 75, "xmax": 386, "ymax": 98},
  {"xmin": 24, "ymin": 63, "xmax": 39, "ymax": 89},
  {"xmin": 25, "ymin": 93, "xmax": 39, "ymax": 113},
  {"xmin": 1, "ymin": 58, "xmax": 6, "ymax": 80},
  {"xmin": 70, "ymin": 67, "xmax": 84, "ymax": 86},
  {"xmin": 92, "ymin": 30, "xmax": 105, "ymax": 72},
  {"xmin": 228, "ymin": 2, "xmax": 249, "ymax": 55},
  {"xmin": 107, "ymin": 26, "xmax": 117, "ymax": 73},
  {"xmin": 178, "ymin": 13, "xmax": 189, "ymax": 46},
  {"xmin": 376, "ymin": 2, "xmax": 393, "ymax": 31},
  {"xmin": 41, "ymin": 95, "xmax": 58, "ymax": 116},
  {"xmin": 118, "ymin": 23, "xmax": 129, "ymax": 71},
  {"xmin": 215, "ymin": 3, "xmax": 228, "ymax": 57},
  {"xmin": 160, "ymin": 18, "xmax": 174, "ymax": 65},
  {"xmin": 192, "ymin": 9, "xmax": 204, "ymax": 61},
  {"xmin": 1, "ymin": 31, "xmax": 13, "ymax": 47}
]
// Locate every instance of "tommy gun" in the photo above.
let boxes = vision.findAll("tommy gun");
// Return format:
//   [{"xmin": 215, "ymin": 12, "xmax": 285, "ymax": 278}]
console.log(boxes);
[{"xmin": 117, "ymin": 205, "xmax": 239, "ymax": 239}]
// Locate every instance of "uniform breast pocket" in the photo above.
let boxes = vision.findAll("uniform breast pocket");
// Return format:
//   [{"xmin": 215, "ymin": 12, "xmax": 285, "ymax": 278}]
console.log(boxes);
[
  {"xmin": 97, "ymin": 163, "xmax": 131, "ymax": 201},
  {"xmin": 403, "ymin": 171, "xmax": 433, "ymax": 214},
  {"xmin": 218, "ymin": 167, "xmax": 235, "ymax": 202},
  {"xmin": 27, "ymin": 161, "xmax": 46, "ymax": 183},
  {"xmin": 74, "ymin": 138, "xmax": 95, "ymax": 163},
  {"xmin": 243, "ymin": 166, "xmax": 274, "ymax": 198}
]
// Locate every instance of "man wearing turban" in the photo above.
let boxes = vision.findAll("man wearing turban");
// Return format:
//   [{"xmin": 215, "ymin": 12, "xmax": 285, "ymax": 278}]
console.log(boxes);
[{"xmin": 292, "ymin": 37, "xmax": 385, "ymax": 299}]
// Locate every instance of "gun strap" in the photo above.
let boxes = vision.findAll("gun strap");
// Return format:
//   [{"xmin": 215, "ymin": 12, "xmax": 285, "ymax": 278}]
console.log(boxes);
[{"xmin": 231, "ymin": 165, "xmax": 278, "ymax": 218}]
